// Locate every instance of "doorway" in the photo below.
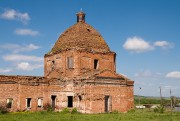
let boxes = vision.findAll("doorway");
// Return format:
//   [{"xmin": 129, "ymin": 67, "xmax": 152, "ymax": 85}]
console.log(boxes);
[
  {"xmin": 26, "ymin": 98, "xmax": 31, "ymax": 109},
  {"xmin": 51, "ymin": 95, "xmax": 56, "ymax": 110},
  {"xmin": 105, "ymin": 96, "xmax": 109, "ymax": 112},
  {"xmin": 67, "ymin": 96, "xmax": 73, "ymax": 107}
]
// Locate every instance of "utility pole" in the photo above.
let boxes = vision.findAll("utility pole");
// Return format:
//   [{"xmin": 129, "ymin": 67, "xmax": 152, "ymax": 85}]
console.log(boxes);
[
  {"xmin": 159, "ymin": 86, "xmax": 162, "ymax": 106},
  {"xmin": 170, "ymin": 88, "xmax": 172, "ymax": 121},
  {"xmin": 170, "ymin": 88, "xmax": 172, "ymax": 111},
  {"xmin": 139, "ymin": 87, "xmax": 141, "ymax": 106}
]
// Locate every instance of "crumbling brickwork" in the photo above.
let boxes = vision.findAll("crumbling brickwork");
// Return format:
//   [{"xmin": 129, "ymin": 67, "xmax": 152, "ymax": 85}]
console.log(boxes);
[
  {"xmin": 0, "ymin": 11, "xmax": 134, "ymax": 113},
  {"xmin": 44, "ymin": 50, "xmax": 116, "ymax": 78}
]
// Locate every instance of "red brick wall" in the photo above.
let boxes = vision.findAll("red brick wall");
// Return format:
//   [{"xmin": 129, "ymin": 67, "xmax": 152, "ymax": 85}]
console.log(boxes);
[
  {"xmin": 80, "ymin": 84, "xmax": 134, "ymax": 113},
  {"xmin": 0, "ymin": 84, "xmax": 19, "ymax": 112},
  {"xmin": 44, "ymin": 50, "xmax": 116, "ymax": 78},
  {"xmin": 0, "ymin": 76, "xmax": 133, "ymax": 113},
  {"xmin": 0, "ymin": 76, "xmax": 47, "ymax": 111}
]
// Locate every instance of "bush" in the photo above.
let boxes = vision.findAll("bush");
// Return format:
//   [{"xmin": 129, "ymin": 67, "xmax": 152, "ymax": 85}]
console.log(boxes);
[
  {"xmin": 43, "ymin": 103, "xmax": 53, "ymax": 112},
  {"xmin": 71, "ymin": 108, "xmax": 80, "ymax": 114},
  {"xmin": 0, "ymin": 105, "xmax": 8, "ymax": 114},
  {"xmin": 154, "ymin": 106, "xmax": 164, "ymax": 113},
  {"xmin": 60, "ymin": 108, "xmax": 70, "ymax": 114}
]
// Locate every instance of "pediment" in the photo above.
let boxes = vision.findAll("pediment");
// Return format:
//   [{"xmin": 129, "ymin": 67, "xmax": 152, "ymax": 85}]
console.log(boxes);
[
  {"xmin": 46, "ymin": 70, "xmax": 61, "ymax": 79},
  {"xmin": 94, "ymin": 69, "xmax": 127, "ymax": 80}
]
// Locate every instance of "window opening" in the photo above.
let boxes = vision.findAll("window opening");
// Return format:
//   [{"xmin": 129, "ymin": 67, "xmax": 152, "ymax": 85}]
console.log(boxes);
[
  {"xmin": 87, "ymin": 28, "xmax": 91, "ymax": 32},
  {"xmin": 114, "ymin": 54, "xmax": 116, "ymax": 71},
  {"xmin": 68, "ymin": 96, "xmax": 73, "ymax": 107},
  {"xmin": 6, "ymin": 98, "xmax": 13, "ymax": 108},
  {"xmin": 67, "ymin": 57, "xmax": 74, "ymax": 69},
  {"xmin": 78, "ymin": 95, "xmax": 82, "ymax": 101},
  {"xmin": 26, "ymin": 98, "xmax": 31, "ymax": 109},
  {"xmin": 94, "ymin": 59, "xmax": 99, "ymax": 69},
  {"xmin": 51, "ymin": 60, "xmax": 55, "ymax": 70},
  {"xmin": 38, "ymin": 98, "xmax": 43, "ymax": 108}
]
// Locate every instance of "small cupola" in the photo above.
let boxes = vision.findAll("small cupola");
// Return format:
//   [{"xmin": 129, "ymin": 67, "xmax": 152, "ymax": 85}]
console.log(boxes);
[{"xmin": 76, "ymin": 10, "xmax": 86, "ymax": 23}]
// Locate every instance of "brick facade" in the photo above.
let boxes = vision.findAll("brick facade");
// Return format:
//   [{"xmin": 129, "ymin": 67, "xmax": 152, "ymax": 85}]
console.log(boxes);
[{"xmin": 0, "ymin": 11, "xmax": 134, "ymax": 113}]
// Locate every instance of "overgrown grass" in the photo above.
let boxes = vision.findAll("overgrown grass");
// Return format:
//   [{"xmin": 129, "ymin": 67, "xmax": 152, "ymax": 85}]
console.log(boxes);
[{"xmin": 0, "ymin": 109, "xmax": 180, "ymax": 121}]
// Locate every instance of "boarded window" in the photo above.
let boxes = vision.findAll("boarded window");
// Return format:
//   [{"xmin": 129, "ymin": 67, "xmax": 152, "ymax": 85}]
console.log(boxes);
[
  {"xmin": 47, "ymin": 60, "xmax": 52, "ymax": 72},
  {"xmin": 6, "ymin": 98, "xmax": 13, "ymax": 108},
  {"xmin": 56, "ymin": 57, "xmax": 63, "ymax": 69},
  {"xmin": 94, "ymin": 59, "xmax": 99, "ymax": 69},
  {"xmin": 67, "ymin": 57, "xmax": 74, "ymax": 69},
  {"xmin": 38, "ymin": 98, "xmax": 43, "ymax": 108},
  {"xmin": 26, "ymin": 98, "xmax": 31, "ymax": 109},
  {"xmin": 81, "ymin": 57, "xmax": 90, "ymax": 69}
]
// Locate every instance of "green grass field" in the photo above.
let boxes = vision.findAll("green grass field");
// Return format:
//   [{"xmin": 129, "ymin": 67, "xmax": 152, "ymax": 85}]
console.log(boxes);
[{"xmin": 0, "ymin": 109, "xmax": 180, "ymax": 121}]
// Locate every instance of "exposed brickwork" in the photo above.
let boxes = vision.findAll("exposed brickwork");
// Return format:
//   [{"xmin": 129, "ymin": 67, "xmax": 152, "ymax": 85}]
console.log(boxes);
[
  {"xmin": 49, "ymin": 22, "xmax": 110, "ymax": 55},
  {"xmin": 44, "ymin": 49, "xmax": 116, "ymax": 78},
  {"xmin": 0, "ymin": 11, "xmax": 134, "ymax": 113}
]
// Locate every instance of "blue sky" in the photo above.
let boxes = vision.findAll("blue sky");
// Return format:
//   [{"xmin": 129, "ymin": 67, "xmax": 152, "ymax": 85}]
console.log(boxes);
[{"xmin": 0, "ymin": 0, "xmax": 180, "ymax": 97}]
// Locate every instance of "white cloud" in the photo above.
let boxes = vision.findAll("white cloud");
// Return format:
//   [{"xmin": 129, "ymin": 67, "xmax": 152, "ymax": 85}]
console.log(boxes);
[
  {"xmin": 0, "ymin": 44, "xmax": 40, "ymax": 53},
  {"xmin": 154, "ymin": 41, "xmax": 174, "ymax": 49},
  {"xmin": 123, "ymin": 36, "xmax": 153, "ymax": 53},
  {"xmin": 0, "ymin": 9, "xmax": 30, "ymax": 24},
  {"xmin": 0, "ymin": 68, "xmax": 12, "ymax": 73},
  {"xmin": 123, "ymin": 37, "xmax": 174, "ymax": 53},
  {"xmin": 135, "ymin": 70, "xmax": 152, "ymax": 77},
  {"xmin": 17, "ymin": 62, "xmax": 43, "ymax": 71},
  {"xmin": 166, "ymin": 71, "xmax": 180, "ymax": 79},
  {"xmin": 15, "ymin": 29, "xmax": 39, "ymax": 36},
  {"xmin": 3, "ymin": 54, "xmax": 43, "ymax": 62},
  {"xmin": 134, "ymin": 70, "xmax": 163, "ymax": 80}
]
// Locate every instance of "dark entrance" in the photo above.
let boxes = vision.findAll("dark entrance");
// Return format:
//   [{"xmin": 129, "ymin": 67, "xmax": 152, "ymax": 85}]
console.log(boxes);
[
  {"xmin": 68, "ymin": 96, "xmax": 73, "ymax": 107},
  {"xmin": 105, "ymin": 96, "xmax": 109, "ymax": 112},
  {"xmin": 51, "ymin": 95, "xmax": 56, "ymax": 110},
  {"xmin": 27, "ymin": 98, "xmax": 31, "ymax": 108},
  {"xmin": 94, "ymin": 59, "xmax": 99, "ymax": 69}
]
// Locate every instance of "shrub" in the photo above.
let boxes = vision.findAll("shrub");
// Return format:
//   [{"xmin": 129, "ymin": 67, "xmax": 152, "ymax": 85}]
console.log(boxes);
[
  {"xmin": 61, "ymin": 108, "xmax": 70, "ymax": 114},
  {"xmin": 71, "ymin": 108, "xmax": 80, "ymax": 114},
  {"xmin": 0, "ymin": 105, "xmax": 8, "ymax": 114},
  {"xmin": 154, "ymin": 106, "xmax": 164, "ymax": 113},
  {"xmin": 43, "ymin": 103, "xmax": 53, "ymax": 112}
]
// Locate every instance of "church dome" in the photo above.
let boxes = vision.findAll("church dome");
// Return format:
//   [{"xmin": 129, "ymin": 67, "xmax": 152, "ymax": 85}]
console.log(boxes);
[{"xmin": 49, "ymin": 11, "xmax": 110, "ymax": 54}]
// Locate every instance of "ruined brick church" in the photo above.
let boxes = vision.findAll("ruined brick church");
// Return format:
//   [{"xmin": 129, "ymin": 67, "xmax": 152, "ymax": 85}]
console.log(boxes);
[{"xmin": 0, "ymin": 11, "xmax": 134, "ymax": 113}]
